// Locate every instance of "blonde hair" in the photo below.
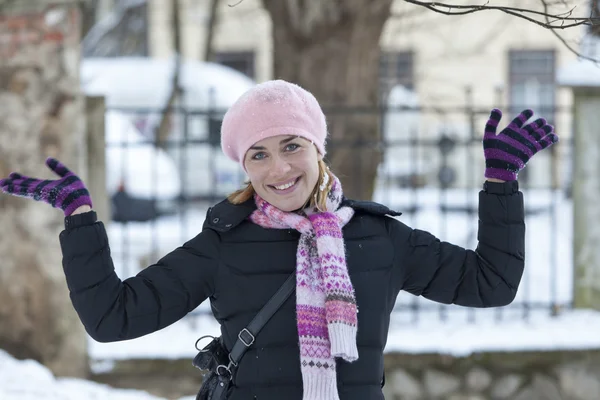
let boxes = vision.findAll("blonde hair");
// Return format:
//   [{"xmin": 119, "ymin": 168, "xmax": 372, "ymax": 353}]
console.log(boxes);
[{"xmin": 227, "ymin": 159, "xmax": 334, "ymax": 212}]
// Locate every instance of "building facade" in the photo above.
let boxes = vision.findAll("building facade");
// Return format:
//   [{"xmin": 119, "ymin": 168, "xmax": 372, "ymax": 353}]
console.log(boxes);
[{"xmin": 144, "ymin": 0, "xmax": 584, "ymax": 187}]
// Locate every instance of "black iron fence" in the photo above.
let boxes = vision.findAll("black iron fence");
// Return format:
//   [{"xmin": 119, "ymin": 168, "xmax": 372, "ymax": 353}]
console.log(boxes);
[{"xmin": 103, "ymin": 97, "xmax": 573, "ymax": 325}]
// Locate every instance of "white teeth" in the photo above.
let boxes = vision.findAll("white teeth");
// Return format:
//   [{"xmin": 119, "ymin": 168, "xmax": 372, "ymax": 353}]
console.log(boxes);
[{"xmin": 274, "ymin": 179, "xmax": 296, "ymax": 190}]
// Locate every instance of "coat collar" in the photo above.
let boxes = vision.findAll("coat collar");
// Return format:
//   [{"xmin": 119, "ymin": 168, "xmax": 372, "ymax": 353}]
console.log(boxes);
[{"xmin": 204, "ymin": 197, "xmax": 402, "ymax": 233}]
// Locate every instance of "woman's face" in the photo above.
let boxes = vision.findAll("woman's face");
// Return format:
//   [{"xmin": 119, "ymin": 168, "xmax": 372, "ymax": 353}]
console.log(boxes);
[{"xmin": 244, "ymin": 135, "xmax": 322, "ymax": 212}]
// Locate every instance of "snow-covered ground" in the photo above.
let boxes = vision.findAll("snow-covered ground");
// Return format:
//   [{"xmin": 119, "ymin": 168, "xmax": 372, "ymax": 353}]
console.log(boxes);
[
  {"xmin": 5, "ymin": 311, "xmax": 600, "ymax": 400},
  {"xmin": 0, "ymin": 349, "xmax": 186, "ymax": 400},
  {"xmin": 87, "ymin": 308, "xmax": 600, "ymax": 363}
]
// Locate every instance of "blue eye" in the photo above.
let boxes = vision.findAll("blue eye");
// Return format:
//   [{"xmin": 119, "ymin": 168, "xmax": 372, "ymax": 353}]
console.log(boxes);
[
  {"xmin": 252, "ymin": 152, "xmax": 266, "ymax": 160},
  {"xmin": 285, "ymin": 143, "xmax": 300, "ymax": 151}
]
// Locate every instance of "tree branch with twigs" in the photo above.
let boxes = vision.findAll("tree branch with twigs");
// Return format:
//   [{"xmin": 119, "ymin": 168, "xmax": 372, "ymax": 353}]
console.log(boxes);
[
  {"xmin": 233, "ymin": 0, "xmax": 600, "ymax": 199},
  {"xmin": 538, "ymin": 0, "xmax": 600, "ymax": 63},
  {"xmin": 233, "ymin": 0, "xmax": 600, "ymax": 32},
  {"xmin": 398, "ymin": 0, "xmax": 600, "ymax": 62},
  {"xmin": 401, "ymin": 0, "xmax": 599, "ymax": 29}
]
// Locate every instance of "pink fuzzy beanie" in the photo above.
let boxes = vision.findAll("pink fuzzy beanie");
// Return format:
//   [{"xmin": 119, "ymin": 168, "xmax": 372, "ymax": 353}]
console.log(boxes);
[{"xmin": 220, "ymin": 80, "xmax": 327, "ymax": 169}]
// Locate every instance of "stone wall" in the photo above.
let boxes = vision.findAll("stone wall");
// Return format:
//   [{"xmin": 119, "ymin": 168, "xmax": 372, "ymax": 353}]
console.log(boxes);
[
  {"xmin": 383, "ymin": 350, "xmax": 600, "ymax": 400},
  {"xmin": 90, "ymin": 350, "xmax": 600, "ymax": 400}
]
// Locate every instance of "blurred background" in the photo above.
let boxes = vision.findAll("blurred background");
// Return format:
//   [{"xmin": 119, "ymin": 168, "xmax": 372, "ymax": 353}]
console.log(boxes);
[{"xmin": 1, "ymin": 0, "xmax": 600, "ymax": 399}]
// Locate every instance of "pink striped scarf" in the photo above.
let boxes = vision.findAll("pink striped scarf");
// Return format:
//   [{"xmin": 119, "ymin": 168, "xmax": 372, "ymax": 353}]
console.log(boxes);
[{"xmin": 249, "ymin": 175, "xmax": 357, "ymax": 400}]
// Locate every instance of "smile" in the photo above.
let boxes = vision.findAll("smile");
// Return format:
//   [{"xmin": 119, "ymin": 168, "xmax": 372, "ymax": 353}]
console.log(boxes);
[{"xmin": 270, "ymin": 177, "xmax": 300, "ymax": 191}]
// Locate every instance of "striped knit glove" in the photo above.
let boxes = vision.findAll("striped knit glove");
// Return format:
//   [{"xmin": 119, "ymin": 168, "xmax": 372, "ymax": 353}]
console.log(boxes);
[
  {"xmin": 0, "ymin": 157, "xmax": 92, "ymax": 216},
  {"xmin": 483, "ymin": 108, "xmax": 559, "ymax": 181}
]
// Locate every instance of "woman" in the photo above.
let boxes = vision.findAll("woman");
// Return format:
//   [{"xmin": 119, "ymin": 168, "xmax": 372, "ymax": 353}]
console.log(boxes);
[{"xmin": 0, "ymin": 80, "xmax": 558, "ymax": 400}]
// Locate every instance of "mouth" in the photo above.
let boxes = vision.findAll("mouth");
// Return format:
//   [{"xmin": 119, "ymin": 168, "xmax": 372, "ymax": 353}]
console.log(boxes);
[{"xmin": 269, "ymin": 177, "xmax": 301, "ymax": 193}]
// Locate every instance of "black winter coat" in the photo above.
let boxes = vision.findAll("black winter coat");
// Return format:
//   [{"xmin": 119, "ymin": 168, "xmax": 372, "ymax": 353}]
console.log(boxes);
[{"xmin": 59, "ymin": 180, "xmax": 525, "ymax": 400}]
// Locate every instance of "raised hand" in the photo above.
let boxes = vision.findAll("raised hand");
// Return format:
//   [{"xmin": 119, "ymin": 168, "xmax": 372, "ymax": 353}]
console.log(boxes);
[
  {"xmin": 0, "ymin": 157, "xmax": 92, "ymax": 216},
  {"xmin": 483, "ymin": 109, "xmax": 559, "ymax": 182}
]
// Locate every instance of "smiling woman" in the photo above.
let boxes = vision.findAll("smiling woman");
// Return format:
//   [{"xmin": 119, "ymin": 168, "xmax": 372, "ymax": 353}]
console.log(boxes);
[
  {"xmin": 222, "ymin": 80, "xmax": 335, "ymax": 212},
  {"xmin": 227, "ymin": 135, "xmax": 330, "ymax": 212},
  {"xmin": 0, "ymin": 79, "xmax": 558, "ymax": 400}
]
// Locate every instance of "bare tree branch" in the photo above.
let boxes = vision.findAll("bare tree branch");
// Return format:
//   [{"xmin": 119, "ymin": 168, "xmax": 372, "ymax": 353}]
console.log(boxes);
[
  {"xmin": 204, "ymin": 0, "xmax": 220, "ymax": 61},
  {"xmin": 539, "ymin": 0, "xmax": 600, "ymax": 64},
  {"xmin": 401, "ymin": 0, "xmax": 600, "ymax": 29},
  {"xmin": 591, "ymin": 0, "xmax": 600, "ymax": 36},
  {"xmin": 156, "ymin": 0, "xmax": 183, "ymax": 149}
]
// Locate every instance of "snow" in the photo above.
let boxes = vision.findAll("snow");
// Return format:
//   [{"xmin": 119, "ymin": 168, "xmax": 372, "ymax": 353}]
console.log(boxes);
[
  {"xmin": 3, "ymin": 185, "xmax": 600, "ymax": 398},
  {"xmin": 5, "ymin": 316, "xmax": 600, "ymax": 400},
  {"xmin": 0, "ymin": 349, "xmax": 169, "ymax": 400},
  {"xmin": 88, "ymin": 315, "xmax": 221, "ymax": 362},
  {"xmin": 386, "ymin": 309, "xmax": 600, "ymax": 356},
  {"xmin": 80, "ymin": 57, "xmax": 255, "ymax": 111},
  {"xmin": 85, "ymin": 308, "xmax": 600, "ymax": 364},
  {"xmin": 382, "ymin": 85, "xmax": 425, "ymax": 177},
  {"xmin": 557, "ymin": 36, "xmax": 600, "ymax": 87},
  {"xmin": 7, "ymin": 314, "xmax": 599, "ymax": 399},
  {"xmin": 105, "ymin": 111, "xmax": 182, "ymax": 200},
  {"xmin": 557, "ymin": 59, "xmax": 600, "ymax": 87}
]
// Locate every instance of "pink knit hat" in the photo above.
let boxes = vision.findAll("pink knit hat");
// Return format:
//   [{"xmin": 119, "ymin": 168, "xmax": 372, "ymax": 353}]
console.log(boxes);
[{"xmin": 220, "ymin": 80, "xmax": 327, "ymax": 169}]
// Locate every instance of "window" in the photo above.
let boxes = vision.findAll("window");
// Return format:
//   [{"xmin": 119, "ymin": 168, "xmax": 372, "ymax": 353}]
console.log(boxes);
[
  {"xmin": 379, "ymin": 51, "xmax": 415, "ymax": 101},
  {"xmin": 508, "ymin": 50, "xmax": 556, "ymax": 124},
  {"xmin": 214, "ymin": 51, "xmax": 255, "ymax": 79}
]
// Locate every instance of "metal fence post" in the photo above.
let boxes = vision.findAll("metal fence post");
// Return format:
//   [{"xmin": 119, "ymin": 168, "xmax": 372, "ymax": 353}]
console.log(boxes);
[{"xmin": 86, "ymin": 96, "xmax": 111, "ymax": 223}]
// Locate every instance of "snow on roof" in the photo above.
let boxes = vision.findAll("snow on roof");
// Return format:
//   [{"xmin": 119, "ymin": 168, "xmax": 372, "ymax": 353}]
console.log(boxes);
[
  {"xmin": 80, "ymin": 57, "xmax": 256, "ymax": 109},
  {"xmin": 557, "ymin": 59, "xmax": 600, "ymax": 88},
  {"xmin": 557, "ymin": 36, "xmax": 600, "ymax": 88}
]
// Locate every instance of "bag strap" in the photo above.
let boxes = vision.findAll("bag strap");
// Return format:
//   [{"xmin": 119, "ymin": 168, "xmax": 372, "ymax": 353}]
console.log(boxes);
[{"xmin": 228, "ymin": 272, "xmax": 296, "ymax": 368}]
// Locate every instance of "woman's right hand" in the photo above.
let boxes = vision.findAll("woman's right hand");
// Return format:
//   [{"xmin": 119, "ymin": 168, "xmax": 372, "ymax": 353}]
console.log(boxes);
[{"xmin": 0, "ymin": 157, "xmax": 93, "ymax": 216}]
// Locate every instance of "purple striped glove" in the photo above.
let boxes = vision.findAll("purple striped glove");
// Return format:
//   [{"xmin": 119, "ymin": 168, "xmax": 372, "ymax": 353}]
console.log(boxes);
[
  {"xmin": 0, "ymin": 157, "xmax": 92, "ymax": 216},
  {"xmin": 483, "ymin": 108, "xmax": 559, "ymax": 181}
]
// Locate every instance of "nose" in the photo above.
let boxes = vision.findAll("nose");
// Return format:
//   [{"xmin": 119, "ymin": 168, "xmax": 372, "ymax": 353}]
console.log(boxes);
[{"xmin": 270, "ymin": 154, "xmax": 291, "ymax": 176}]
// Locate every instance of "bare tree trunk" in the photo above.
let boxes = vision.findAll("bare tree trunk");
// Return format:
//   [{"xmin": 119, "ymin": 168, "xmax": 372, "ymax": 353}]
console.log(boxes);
[
  {"xmin": 0, "ymin": 1, "xmax": 89, "ymax": 377},
  {"xmin": 592, "ymin": 0, "xmax": 600, "ymax": 36},
  {"xmin": 204, "ymin": 0, "xmax": 220, "ymax": 62},
  {"xmin": 262, "ymin": 0, "xmax": 393, "ymax": 200},
  {"xmin": 79, "ymin": 0, "xmax": 99, "ymax": 40},
  {"xmin": 157, "ymin": 0, "xmax": 182, "ymax": 148}
]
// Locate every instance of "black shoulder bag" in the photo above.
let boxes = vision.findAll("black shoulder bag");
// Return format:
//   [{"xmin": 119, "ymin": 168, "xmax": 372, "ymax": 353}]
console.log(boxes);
[{"xmin": 192, "ymin": 273, "xmax": 296, "ymax": 400}]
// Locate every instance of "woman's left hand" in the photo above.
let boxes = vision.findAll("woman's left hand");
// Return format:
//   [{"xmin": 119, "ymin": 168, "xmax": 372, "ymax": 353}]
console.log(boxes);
[{"xmin": 483, "ymin": 108, "xmax": 559, "ymax": 182}]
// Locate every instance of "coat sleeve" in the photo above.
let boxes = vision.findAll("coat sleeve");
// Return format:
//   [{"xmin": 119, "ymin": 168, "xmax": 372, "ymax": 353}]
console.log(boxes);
[
  {"xmin": 59, "ymin": 211, "xmax": 220, "ymax": 342},
  {"xmin": 388, "ymin": 181, "xmax": 525, "ymax": 307}
]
